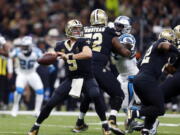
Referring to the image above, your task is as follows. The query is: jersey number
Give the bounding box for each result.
[67,59,77,71]
[19,59,35,69]
[141,45,153,65]
[84,33,103,52]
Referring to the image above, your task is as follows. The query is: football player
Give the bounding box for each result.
[125,28,180,135]
[114,16,140,110]
[10,36,44,117]
[160,25,180,107]
[28,19,111,135]
[112,16,144,134]
[73,9,133,135]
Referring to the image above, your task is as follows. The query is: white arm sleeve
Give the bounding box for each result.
[7,58,13,74]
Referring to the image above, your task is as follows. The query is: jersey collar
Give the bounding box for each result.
[64,40,75,51]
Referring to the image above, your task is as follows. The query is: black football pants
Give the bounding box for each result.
[133,73,165,129]
[159,72,180,103]
[80,66,124,114]
[0,75,9,105]
[36,77,106,124]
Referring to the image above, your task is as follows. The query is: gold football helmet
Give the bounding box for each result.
[159,29,175,42]
[65,19,83,39]
[174,25,180,46]
[174,25,180,39]
[90,9,108,26]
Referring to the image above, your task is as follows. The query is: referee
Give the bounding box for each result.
[0,35,10,110]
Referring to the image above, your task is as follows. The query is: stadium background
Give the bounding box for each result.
[0,0,180,112]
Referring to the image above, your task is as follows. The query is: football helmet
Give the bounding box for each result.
[21,36,33,54]
[0,35,6,48]
[159,29,175,43]
[114,16,132,34]
[13,38,22,46]
[174,25,180,46]
[65,19,83,39]
[90,9,108,26]
[119,33,136,51]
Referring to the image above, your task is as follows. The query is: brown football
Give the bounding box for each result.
[37,53,57,65]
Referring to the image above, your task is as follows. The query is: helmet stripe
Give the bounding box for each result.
[96,9,99,20]
[95,9,98,23]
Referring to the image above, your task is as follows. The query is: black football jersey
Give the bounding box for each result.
[55,38,93,78]
[173,57,180,72]
[84,26,117,67]
[139,38,172,79]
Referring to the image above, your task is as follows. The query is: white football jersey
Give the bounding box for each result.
[9,47,42,73]
[118,57,139,76]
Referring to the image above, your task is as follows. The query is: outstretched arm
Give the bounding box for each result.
[112,37,134,58]
[58,46,92,60]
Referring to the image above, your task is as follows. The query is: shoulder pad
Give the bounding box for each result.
[105,27,118,36]
[119,33,136,45]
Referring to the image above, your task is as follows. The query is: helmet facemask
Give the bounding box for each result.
[114,16,132,35]
[21,45,32,55]
[21,36,33,55]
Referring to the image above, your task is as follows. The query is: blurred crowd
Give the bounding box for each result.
[0,0,179,53]
[0,0,180,112]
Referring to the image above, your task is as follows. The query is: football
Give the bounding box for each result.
[37,53,57,65]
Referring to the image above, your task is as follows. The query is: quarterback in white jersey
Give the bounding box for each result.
[10,36,44,117]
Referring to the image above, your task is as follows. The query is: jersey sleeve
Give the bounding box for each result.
[106,27,118,37]
[79,38,92,49]
[34,47,43,58]
[54,41,64,52]
[151,38,167,51]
